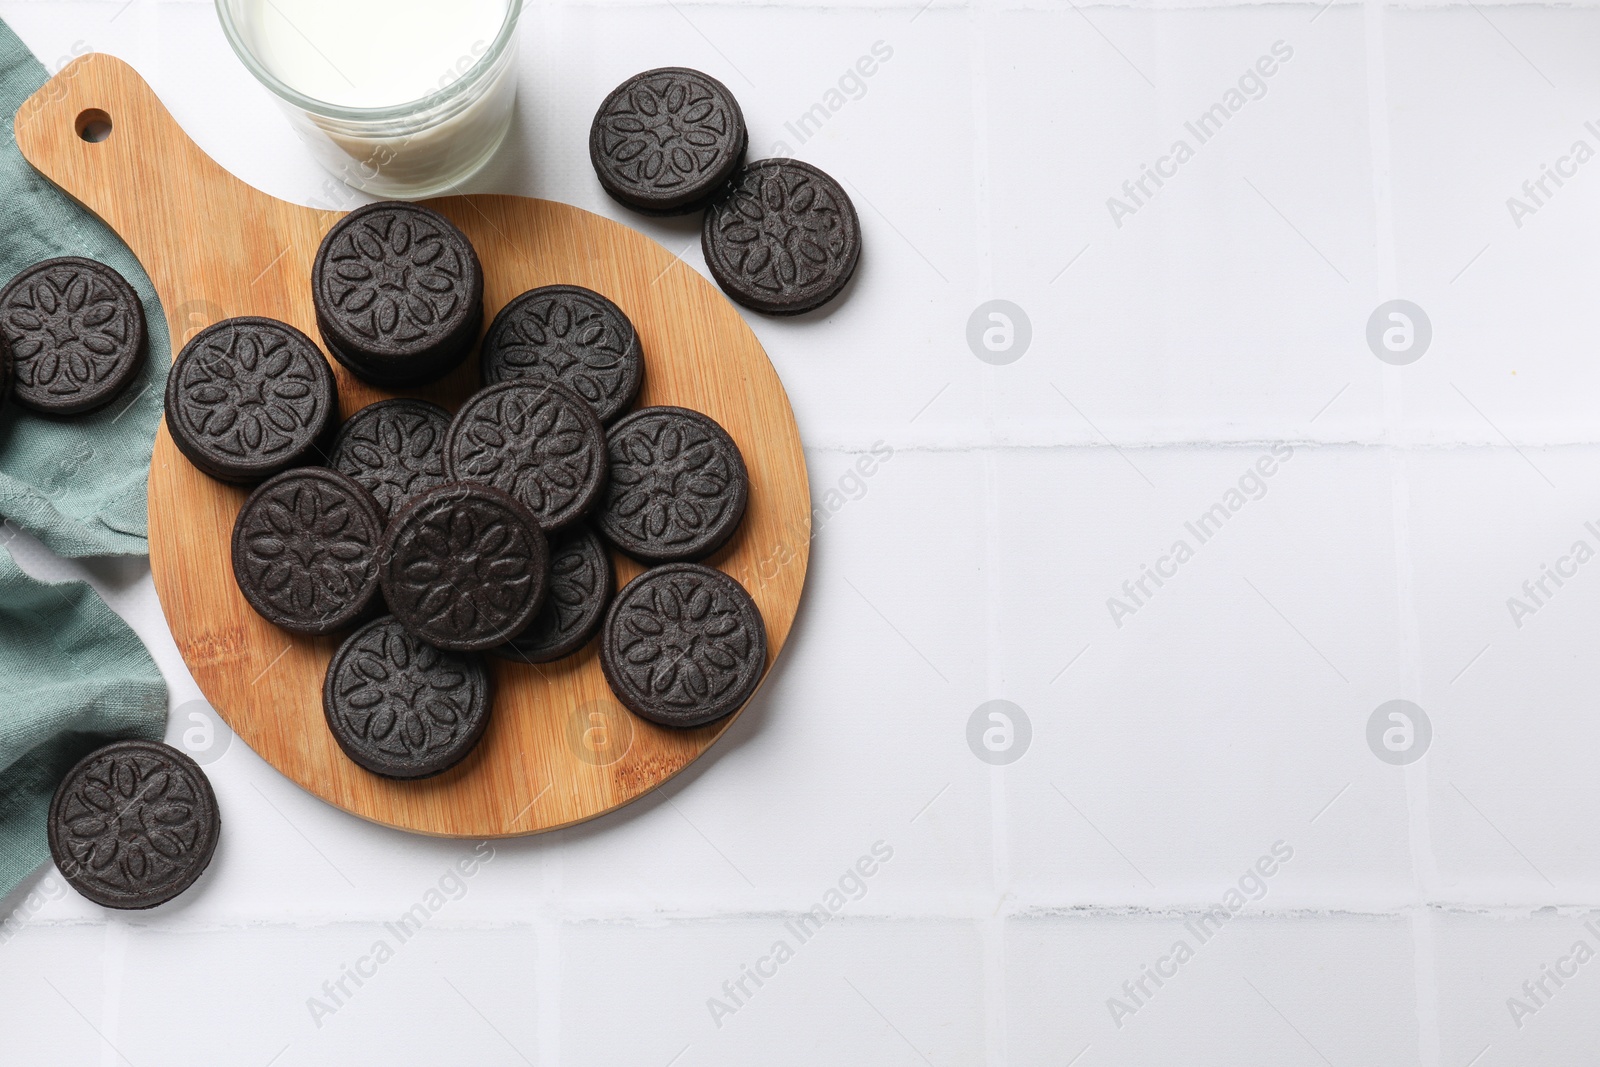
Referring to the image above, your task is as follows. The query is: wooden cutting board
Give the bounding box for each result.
[14,55,810,837]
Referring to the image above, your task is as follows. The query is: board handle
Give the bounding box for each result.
[14,54,322,355]
[17,54,245,241]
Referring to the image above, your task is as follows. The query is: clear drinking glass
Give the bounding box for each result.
[215,0,522,199]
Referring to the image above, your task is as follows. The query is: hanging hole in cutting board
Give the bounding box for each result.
[75,108,112,143]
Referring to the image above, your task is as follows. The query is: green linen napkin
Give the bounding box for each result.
[0,547,167,899]
[0,19,173,902]
[0,18,170,558]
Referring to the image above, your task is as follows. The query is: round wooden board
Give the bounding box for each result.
[15,56,810,837]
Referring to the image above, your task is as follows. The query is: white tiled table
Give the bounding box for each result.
[4,0,1600,1062]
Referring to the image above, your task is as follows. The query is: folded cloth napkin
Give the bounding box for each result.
[0,546,167,900]
[0,17,170,558]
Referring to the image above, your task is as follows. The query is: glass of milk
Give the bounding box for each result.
[216,0,521,199]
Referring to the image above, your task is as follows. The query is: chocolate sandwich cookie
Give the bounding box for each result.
[328,398,452,520]
[479,285,644,424]
[600,563,766,728]
[379,482,549,652]
[232,467,384,636]
[0,257,146,415]
[445,379,608,532]
[590,67,748,216]
[165,317,339,484]
[48,739,220,910]
[324,616,493,779]
[596,406,748,563]
[494,525,614,664]
[312,201,484,387]
[702,158,862,316]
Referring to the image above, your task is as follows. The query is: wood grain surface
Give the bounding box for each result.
[14,54,810,837]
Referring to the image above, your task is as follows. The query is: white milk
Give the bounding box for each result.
[236,0,511,108]
[223,0,522,195]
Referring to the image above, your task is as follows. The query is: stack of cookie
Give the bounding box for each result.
[166,201,768,782]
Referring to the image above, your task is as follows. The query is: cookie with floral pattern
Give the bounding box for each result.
[600,563,766,727]
[232,467,384,635]
[702,158,861,316]
[164,316,339,484]
[378,482,549,652]
[590,67,748,215]
[445,379,608,532]
[329,398,452,519]
[48,740,220,909]
[0,257,147,415]
[324,616,493,779]
[596,406,748,563]
[312,201,484,387]
[479,285,643,424]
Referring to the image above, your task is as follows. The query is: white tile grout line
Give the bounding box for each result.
[982,447,1012,1067]
[967,0,1012,1056]
[22,898,1600,928]
[55,0,1600,8]
[99,919,128,1067]
[536,844,563,1067]
[1361,0,1443,1062]
[805,440,1600,453]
